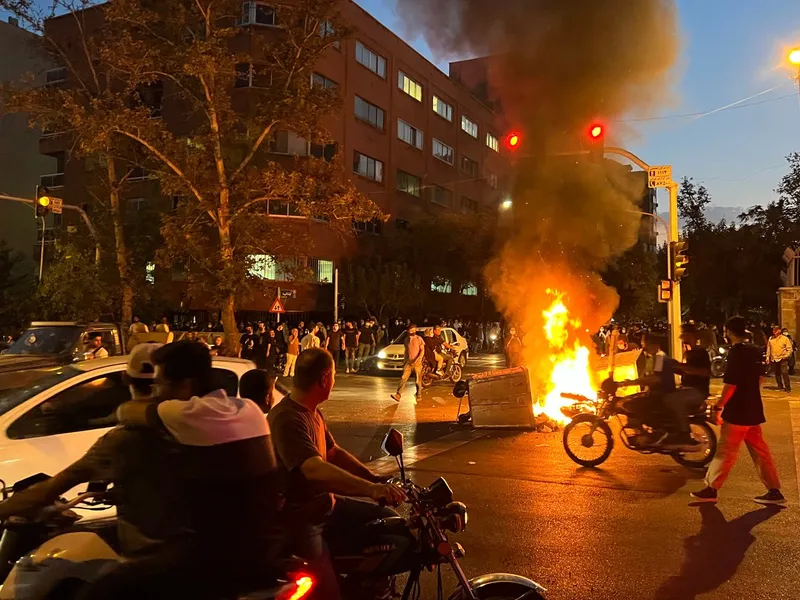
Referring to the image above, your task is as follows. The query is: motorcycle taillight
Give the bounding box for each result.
[276,574,315,600]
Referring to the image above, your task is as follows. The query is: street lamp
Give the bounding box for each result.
[501,198,513,210]
[789,48,800,65]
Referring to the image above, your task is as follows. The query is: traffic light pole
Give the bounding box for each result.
[38,216,46,283]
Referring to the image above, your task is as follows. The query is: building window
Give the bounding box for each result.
[145,262,156,285]
[268,200,302,217]
[397,119,423,149]
[248,254,305,281]
[310,142,338,162]
[269,131,308,156]
[461,282,478,296]
[398,71,422,102]
[353,219,383,236]
[432,95,453,122]
[44,67,67,86]
[461,115,478,138]
[432,139,454,165]
[431,277,452,294]
[396,170,421,197]
[235,63,272,88]
[460,155,478,178]
[354,96,384,130]
[128,197,147,211]
[353,151,384,182]
[309,258,335,283]
[238,2,277,26]
[485,169,498,189]
[460,196,478,213]
[396,219,410,231]
[311,72,337,89]
[486,132,499,152]
[319,20,340,49]
[127,167,152,181]
[355,41,386,78]
[429,185,453,207]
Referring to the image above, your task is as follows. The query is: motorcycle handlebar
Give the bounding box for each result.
[560,392,591,402]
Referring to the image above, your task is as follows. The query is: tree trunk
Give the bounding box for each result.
[217,189,239,356]
[107,158,134,349]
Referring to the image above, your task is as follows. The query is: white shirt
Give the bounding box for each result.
[301,332,321,350]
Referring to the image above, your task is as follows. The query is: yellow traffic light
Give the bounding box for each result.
[38,195,51,207]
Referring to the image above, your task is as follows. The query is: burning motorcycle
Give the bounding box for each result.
[560,379,718,469]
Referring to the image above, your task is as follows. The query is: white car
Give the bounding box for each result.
[0,356,256,517]
[371,327,469,372]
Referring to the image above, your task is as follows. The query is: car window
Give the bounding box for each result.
[211,368,239,396]
[7,372,130,440]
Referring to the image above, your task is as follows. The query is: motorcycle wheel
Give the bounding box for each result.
[671,421,717,469]
[421,369,434,388]
[710,359,726,378]
[562,414,614,468]
[457,583,544,600]
[450,364,463,382]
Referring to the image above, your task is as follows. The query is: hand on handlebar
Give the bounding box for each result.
[369,482,407,507]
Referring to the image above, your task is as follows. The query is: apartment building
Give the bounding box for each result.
[37,1,510,318]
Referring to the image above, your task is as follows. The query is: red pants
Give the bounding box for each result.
[705,422,781,491]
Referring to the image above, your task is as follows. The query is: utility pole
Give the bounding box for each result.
[334,267,339,322]
[38,216,46,282]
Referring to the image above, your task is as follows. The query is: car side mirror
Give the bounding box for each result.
[381,429,404,457]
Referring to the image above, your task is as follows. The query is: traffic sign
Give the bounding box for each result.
[647,165,672,189]
[269,297,285,313]
[51,197,63,214]
[280,289,296,299]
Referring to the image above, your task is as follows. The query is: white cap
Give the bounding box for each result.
[126,343,163,380]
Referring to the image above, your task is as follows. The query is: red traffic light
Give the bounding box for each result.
[588,123,604,140]
[505,132,522,150]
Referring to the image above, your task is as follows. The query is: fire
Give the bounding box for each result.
[538,291,598,424]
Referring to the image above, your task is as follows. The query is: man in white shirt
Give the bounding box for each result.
[86,332,109,359]
[129,316,150,335]
[302,325,321,351]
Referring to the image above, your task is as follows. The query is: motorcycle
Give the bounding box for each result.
[0,476,313,600]
[330,429,545,600]
[560,379,718,469]
[709,344,729,378]
[420,349,463,388]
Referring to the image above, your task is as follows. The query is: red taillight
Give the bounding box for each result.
[276,575,315,600]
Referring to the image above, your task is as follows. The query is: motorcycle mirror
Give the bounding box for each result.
[381,429,404,458]
[13,473,51,493]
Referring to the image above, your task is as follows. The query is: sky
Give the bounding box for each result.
[355,0,800,214]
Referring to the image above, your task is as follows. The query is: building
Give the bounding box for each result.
[37,1,510,322]
[0,17,58,276]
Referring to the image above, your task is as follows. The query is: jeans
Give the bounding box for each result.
[435,351,453,373]
[664,387,705,433]
[345,348,357,371]
[396,362,423,397]
[705,422,781,491]
[284,353,298,377]
[773,360,791,391]
[330,347,341,367]
[356,343,371,369]
[287,497,403,600]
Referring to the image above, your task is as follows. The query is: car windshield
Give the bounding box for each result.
[4,327,84,356]
[0,366,85,417]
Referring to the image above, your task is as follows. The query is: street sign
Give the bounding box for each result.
[269,297,285,313]
[647,165,672,189]
[51,197,63,214]
[280,289,296,299]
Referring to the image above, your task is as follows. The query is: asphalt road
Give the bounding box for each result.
[311,356,800,600]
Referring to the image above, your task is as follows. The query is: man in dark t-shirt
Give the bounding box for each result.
[665,324,711,446]
[692,316,784,505]
[355,321,374,371]
[343,322,358,374]
[239,325,257,361]
[268,349,406,599]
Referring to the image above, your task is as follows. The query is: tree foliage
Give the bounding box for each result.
[0,242,35,335]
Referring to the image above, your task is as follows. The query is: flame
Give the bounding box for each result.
[538,291,598,424]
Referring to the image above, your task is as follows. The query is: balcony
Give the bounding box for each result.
[40,173,64,189]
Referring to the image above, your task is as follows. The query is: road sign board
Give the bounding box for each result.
[269,297,285,313]
[50,197,63,214]
[280,289,296,299]
[647,165,672,189]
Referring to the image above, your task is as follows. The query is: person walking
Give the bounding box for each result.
[691,316,785,505]
[391,324,424,405]
[505,327,524,368]
[767,326,793,392]
[301,325,321,351]
[343,321,358,374]
[326,323,344,367]
[356,320,375,371]
[283,328,300,377]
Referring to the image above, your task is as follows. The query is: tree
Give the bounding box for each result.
[0,241,35,335]
[678,176,711,233]
[340,256,422,321]
[90,0,379,350]
[602,241,660,322]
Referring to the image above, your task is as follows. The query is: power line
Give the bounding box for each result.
[617,92,797,123]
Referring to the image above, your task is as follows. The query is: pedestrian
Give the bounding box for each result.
[356,319,375,371]
[691,316,785,505]
[239,325,258,361]
[505,327,524,368]
[265,328,278,370]
[343,321,358,374]
[766,326,793,392]
[128,316,149,336]
[283,328,300,377]
[210,335,225,356]
[255,322,269,369]
[782,328,797,374]
[155,317,170,333]
[376,324,386,349]
[326,323,344,367]
[301,325,321,351]
[391,324,425,405]
[315,322,327,349]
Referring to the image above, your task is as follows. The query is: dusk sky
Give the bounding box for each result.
[356,0,800,214]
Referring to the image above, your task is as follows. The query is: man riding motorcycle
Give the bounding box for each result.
[426,325,455,374]
[268,348,407,600]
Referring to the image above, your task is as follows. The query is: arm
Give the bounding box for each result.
[300,456,377,497]
[328,444,382,482]
[717,383,736,409]
[116,401,163,429]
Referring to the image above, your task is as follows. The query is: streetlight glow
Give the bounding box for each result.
[790,48,800,65]
[501,199,513,210]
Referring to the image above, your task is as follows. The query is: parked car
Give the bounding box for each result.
[363,327,469,373]
[0,355,255,519]
[0,322,124,392]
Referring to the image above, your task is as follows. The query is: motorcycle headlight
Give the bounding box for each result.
[377,350,387,359]
[718,347,726,354]
[438,502,468,533]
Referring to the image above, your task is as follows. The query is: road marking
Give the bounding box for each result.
[788,401,800,500]
[367,429,486,475]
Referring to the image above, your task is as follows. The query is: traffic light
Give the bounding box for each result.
[504,131,522,151]
[584,122,605,159]
[588,123,604,140]
[658,280,672,303]
[670,240,689,281]
[34,185,52,219]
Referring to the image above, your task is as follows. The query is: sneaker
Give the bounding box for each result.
[690,487,718,503]
[754,489,786,505]
[346,368,351,374]
[390,393,401,403]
